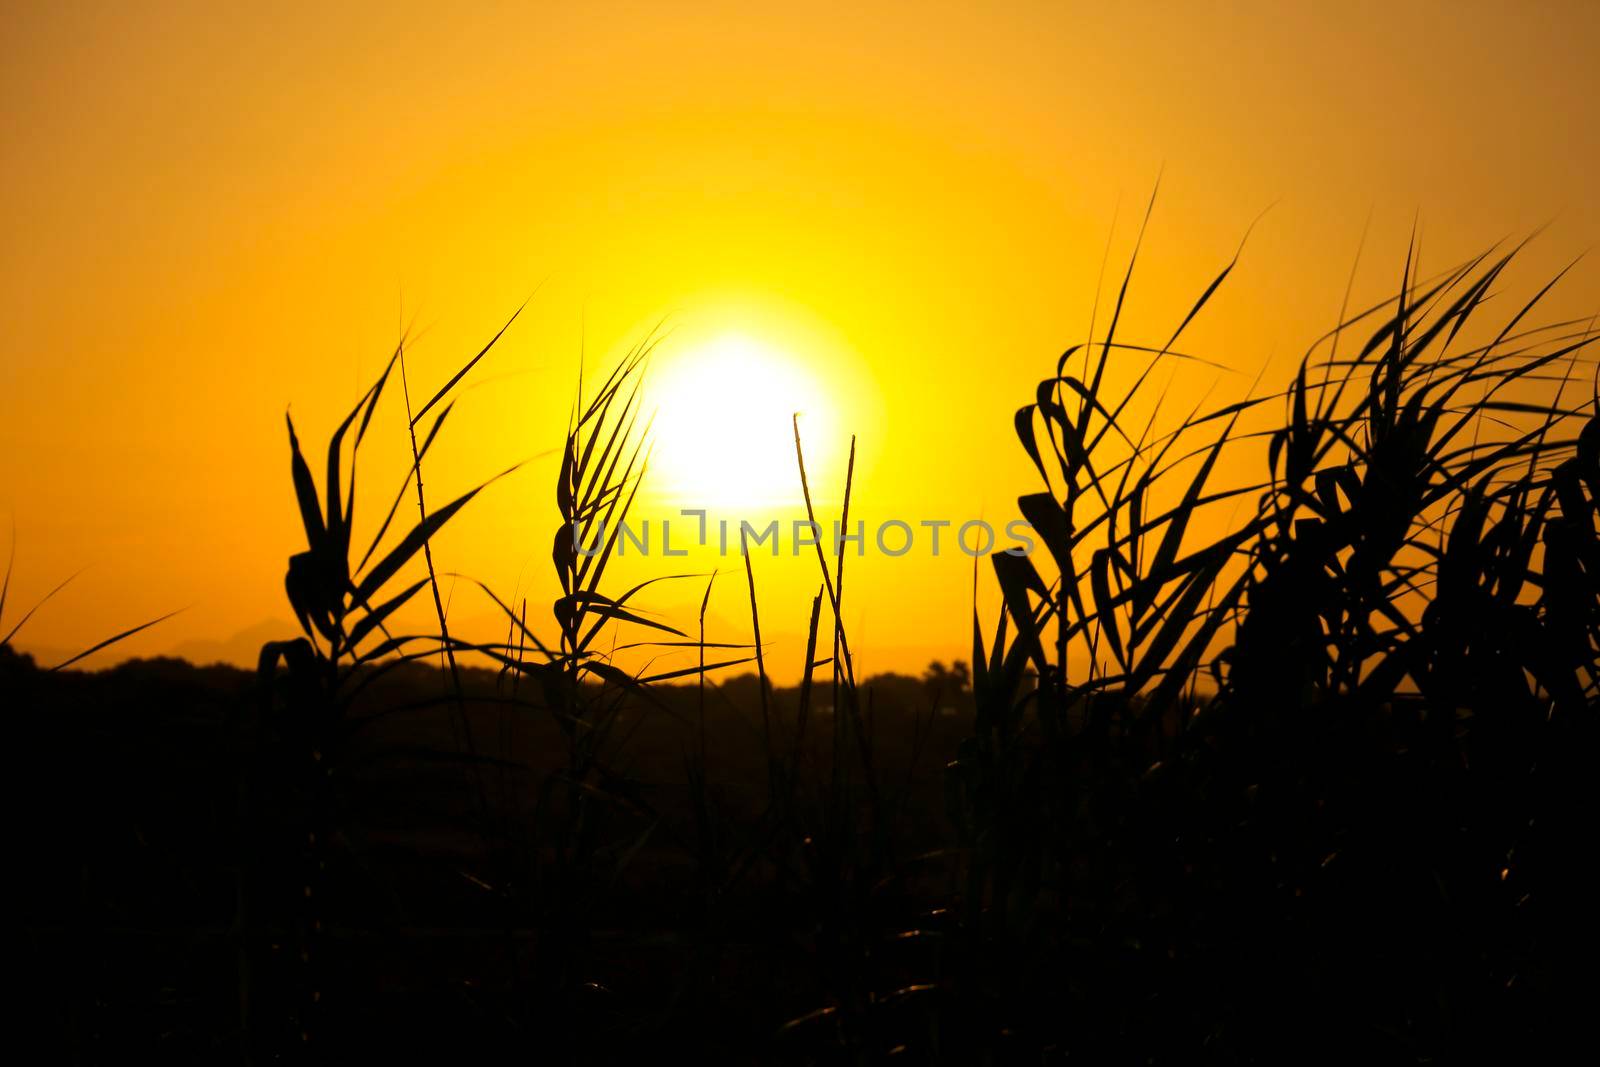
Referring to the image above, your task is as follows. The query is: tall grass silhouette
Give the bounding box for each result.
[243,226,1600,1060]
[0,529,180,671]
[14,216,1594,1063]
[934,218,1598,1061]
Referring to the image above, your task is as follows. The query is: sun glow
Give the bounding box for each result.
[646,334,838,511]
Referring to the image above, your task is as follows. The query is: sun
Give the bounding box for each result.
[646,334,838,511]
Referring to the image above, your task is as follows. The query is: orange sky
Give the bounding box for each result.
[3,1,1597,678]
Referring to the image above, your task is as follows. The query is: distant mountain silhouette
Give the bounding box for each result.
[167,619,297,668]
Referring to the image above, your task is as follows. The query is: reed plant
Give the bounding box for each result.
[42,211,1588,1061]
[935,213,1598,1061]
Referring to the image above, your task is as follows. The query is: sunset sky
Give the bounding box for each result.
[3,1,1597,678]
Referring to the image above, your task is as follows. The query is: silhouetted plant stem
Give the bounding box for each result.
[741,528,775,803]
[397,339,489,824]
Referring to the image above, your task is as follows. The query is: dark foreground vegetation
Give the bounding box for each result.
[8,226,1599,1063]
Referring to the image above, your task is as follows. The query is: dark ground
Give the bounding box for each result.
[9,644,1594,1064]
[11,646,972,1062]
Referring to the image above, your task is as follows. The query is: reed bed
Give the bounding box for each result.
[8,218,1596,1063]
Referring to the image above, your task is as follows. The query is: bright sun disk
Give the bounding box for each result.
[648,334,836,511]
